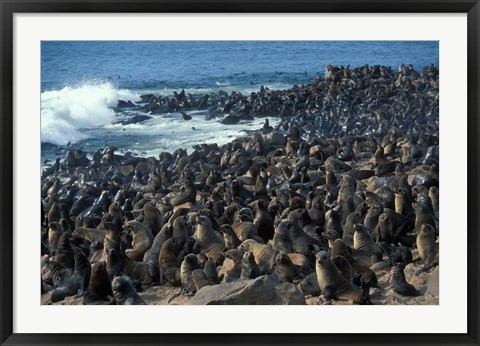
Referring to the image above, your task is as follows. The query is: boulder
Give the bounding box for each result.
[190,274,305,305]
[427,267,439,296]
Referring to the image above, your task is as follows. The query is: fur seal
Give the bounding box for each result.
[331,239,378,288]
[240,251,260,280]
[193,215,224,263]
[111,276,147,305]
[143,223,173,267]
[415,223,439,275]
[223,249,243,282]
[158,238,181,285]
[274,253,295,283]
[231,221,259,242]
[83,261,115,305]
[50,252,91,302]
[238,239,277,275]
[192,269,215,291]
[353,224,383,263]
[118,251,159,285]
[220,224,241,250]
[142,202,163,237]
[181,254,200,295]
[391,263,418,296]
[204,258,223,284]
[72,227,106,245]
[123,220,154,261]
[315,251,370,304]
[171,177,197,206]
[252,199,275,242]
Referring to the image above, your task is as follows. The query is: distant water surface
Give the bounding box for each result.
[41,41,439,160]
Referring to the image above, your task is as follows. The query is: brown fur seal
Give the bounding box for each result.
[83,261,115,305]
[158,238,181,285]
[116,251,159,285]
[331,255,352,282]
[331,239,378,288]
[240,251,260,280]
[111,276,147,305]
[231,221,260,242]
[204,258,223,284]
[142,202,163,237]
[72,226,106,245]
[54,232,75,269]
[315,251,370,304]
[391,263,418,296]
[223,249,243,282]
[343,211,364,246]
[123,220,154,261]
[48,222,64,256]
[192,269,215,291]
[238,239,276,275]
[143,223,173,267]
[353,224,383,263]
[220,224,241,250]
[337,175,356,204]
[51,252,91,302]
[193,215,224,263]
[272,221,294,254]
[274,253,294,283]
[415,223,439,276]
[171,177,197,206]
[181,254,200,295]
[252,199,275,242]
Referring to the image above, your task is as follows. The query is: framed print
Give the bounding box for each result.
[1,1,479,346]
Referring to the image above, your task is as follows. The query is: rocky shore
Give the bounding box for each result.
[41,64,439,305]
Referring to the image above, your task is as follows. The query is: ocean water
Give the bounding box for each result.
[41,41,439,160]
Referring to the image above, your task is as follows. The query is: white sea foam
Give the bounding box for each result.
[41,82,140,145]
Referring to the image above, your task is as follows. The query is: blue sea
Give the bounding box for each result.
[41,41,439,160]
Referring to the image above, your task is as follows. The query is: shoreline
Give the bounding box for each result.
[41,64,439,305]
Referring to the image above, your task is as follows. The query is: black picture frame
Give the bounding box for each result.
[1,1,479,345]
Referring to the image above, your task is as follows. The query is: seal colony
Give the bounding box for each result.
[41,64,439,305]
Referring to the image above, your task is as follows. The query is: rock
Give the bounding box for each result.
[117,100,136,108]
[427,267,439,296]
[190,275,305,305]
[115,114,151,125]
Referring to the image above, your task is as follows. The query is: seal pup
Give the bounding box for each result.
[391,263,418,296]
[111,276,147,305]
[315,251,370,304]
